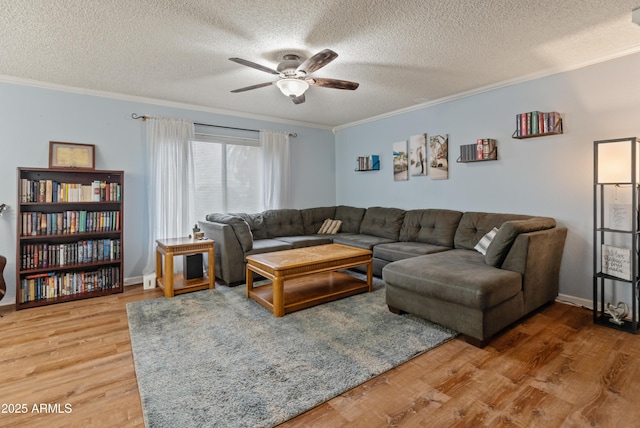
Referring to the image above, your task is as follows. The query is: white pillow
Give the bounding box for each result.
[474,227,499,255]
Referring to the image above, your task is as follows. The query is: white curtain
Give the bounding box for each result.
[143,117,195,277]
[260,130,291,209]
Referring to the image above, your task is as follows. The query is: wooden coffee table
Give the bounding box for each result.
[245,243,373,317]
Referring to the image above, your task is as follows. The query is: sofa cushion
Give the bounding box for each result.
[373,242,451,262]
[360,206,406,240]
[301,206,337,234]
[263,209,305,238]
[454,212,533,251]
[382,249,522,310]
[274,235,332,248]
[244,239,293,260]
[230,212,267,240]
[485,217,556,267]
[332,234,397,250]
[399,209,463,247]
[205,213,253,252]
[335,205,366,233]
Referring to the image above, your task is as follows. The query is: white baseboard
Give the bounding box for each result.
[557,293,592,310]
[124,275,143,286]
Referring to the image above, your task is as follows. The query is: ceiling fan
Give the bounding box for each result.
[229,49,359,104]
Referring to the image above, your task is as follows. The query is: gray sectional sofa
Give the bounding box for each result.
[198,205,567,346]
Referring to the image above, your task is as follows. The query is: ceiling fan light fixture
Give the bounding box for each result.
[276,78,309,97]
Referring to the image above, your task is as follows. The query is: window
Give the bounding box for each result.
[190,133,263,219]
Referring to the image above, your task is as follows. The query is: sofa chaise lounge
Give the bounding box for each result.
[198,206,567,346]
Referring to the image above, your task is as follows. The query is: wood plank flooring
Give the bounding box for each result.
[1,284,639,427]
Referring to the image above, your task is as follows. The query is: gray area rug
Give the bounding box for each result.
[126,272,457,428]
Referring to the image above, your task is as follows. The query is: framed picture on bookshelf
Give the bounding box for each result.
[49,141,95,170]
[608,203,633,231]
[602,244,632,281]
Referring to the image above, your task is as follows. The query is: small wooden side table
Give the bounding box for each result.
[155,237,215,298]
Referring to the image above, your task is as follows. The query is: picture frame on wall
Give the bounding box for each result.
[49,141,95,170]
[409,133,428,176]
[393,140,408,181]
[429,134,448,180]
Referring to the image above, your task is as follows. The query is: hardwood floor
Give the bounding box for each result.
[1,285,639,427]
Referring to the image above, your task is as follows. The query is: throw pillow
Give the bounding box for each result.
[318,219,343,234]
[474,227,498,255]
[327,219,342,234]
[317,218,333,234]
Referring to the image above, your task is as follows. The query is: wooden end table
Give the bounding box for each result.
[155,237,215,297]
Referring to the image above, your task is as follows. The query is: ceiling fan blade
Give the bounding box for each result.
[230,81,275,93]
[229,57,280,75]
[307,78,359,90]
[297,49,338,75]
[290,94,305,105]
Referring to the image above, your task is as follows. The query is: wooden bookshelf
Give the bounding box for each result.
[16,167,124,310]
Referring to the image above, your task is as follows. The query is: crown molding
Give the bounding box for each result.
[333,46,640,133]
[0,75,333,131]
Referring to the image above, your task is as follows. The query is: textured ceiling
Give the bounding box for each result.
[1,0,640,128]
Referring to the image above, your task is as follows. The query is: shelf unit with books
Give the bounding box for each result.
[457,139,497,163]
[16,167,124,310]
[512,111,563,139]
[593,137,640,334]
[355,155,380,171]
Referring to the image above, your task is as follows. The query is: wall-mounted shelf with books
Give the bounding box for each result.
[457,139,497,163]
[512,111,563,139]
[355,155,380,171]
[16,167,124,310]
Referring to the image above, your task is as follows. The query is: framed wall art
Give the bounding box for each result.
[392,140,408,181]
[409,133,427,176]
[49,141,95,170]
[429,134,448,180]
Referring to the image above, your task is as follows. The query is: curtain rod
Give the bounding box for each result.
[131,113,297,137]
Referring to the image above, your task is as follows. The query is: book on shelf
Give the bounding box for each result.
[21,210,120,236]
[514,111,562,137]
[356,155,379,170]
[459,139,497,162]
[19,178,121,203]
[19,266,121,303]
[21,239,121,269]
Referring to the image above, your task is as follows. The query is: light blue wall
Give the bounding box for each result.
[2,52,638,306]
[335,52,640,302]
[0,83,336,303]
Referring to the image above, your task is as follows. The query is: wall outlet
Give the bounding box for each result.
[143,273,156,290]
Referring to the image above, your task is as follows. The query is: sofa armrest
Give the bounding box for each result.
[502,227,568,313]
[198,220,247,285]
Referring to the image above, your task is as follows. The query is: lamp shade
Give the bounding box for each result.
[597,140,639,183]
[276,78,309,97]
